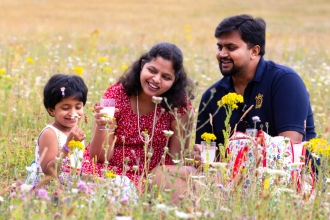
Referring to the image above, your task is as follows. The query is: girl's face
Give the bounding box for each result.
[140,56,176,98]
[48,96,84,132]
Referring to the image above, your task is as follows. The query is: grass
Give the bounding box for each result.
[0,0,330,219]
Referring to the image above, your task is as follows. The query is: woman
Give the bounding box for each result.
[82,42,196,204]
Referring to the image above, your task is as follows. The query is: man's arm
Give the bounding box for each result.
[278,131,303,143]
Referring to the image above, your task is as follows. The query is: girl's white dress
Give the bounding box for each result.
[25,125,83,185]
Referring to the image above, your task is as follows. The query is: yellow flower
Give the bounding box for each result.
[217,92,243,109]
[121,65,128,71]
[0,69,6,75]
[201,132,217,143]
[73,66,84,76]
[27,57,34,63]
[105,170,116,179]
[68,140,85,151]
[184,25,191,32]
[264,178,270,191]
[98,57,107,63]
[304,138,330,157]
[104,67,112,72]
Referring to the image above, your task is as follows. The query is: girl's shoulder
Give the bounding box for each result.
[38,125,67,146]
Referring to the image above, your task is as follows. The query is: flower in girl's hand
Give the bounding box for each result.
[68,140,85,151]
[71,114,81,120]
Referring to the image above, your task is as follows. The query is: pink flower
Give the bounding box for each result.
[37,189,50,201]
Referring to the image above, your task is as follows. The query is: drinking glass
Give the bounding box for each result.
[245,128,258,137]
[201,141,217,164]
[100,98,116,130]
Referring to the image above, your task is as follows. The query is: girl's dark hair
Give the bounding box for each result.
[43,74,88,114]
[117,42,195,110]
[215,14,266,56]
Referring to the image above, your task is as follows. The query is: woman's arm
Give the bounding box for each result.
[89,105,117,163]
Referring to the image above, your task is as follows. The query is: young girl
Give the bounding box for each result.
[26,74,88,185]
[82,42,196,204]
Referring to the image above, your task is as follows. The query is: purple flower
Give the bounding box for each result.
[37,189,50,201]
[20,194,26,201]
[10,192,17,198]
[217,184,225,191]
[120,196,129,205]
[252,116,261,122]
[77,180,88,194]
[54,212,61,218]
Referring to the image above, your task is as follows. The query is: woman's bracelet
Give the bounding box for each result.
[62,144,71,152]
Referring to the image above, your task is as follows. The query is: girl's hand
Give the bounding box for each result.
[67,126,86,142]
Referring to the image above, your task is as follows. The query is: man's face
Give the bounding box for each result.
[216,31,252,77]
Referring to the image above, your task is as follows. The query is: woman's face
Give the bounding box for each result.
[140,56,176,98]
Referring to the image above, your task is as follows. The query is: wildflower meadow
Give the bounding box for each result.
[1,0,330,219]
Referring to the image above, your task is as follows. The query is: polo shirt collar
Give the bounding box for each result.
[218,57,266,90]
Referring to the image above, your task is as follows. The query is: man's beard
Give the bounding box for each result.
[219,59,243,77]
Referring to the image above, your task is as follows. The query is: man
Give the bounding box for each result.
[194,14,316,161]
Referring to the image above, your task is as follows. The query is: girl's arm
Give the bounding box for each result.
[89,105,117,163]
[39,126,86,177]
[168,109,195,162]
[39,128,67,177]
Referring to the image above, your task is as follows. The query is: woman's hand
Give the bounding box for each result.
[94,105,118,129]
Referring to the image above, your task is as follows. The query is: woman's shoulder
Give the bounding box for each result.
[103,84,126,99]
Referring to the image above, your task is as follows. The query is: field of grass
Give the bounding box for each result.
[0,0,330,219]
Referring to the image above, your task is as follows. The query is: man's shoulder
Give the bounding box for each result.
[264,60,297,75]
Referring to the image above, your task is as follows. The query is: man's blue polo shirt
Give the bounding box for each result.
[195,57,316,146]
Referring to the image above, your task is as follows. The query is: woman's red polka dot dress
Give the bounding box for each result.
[82,84,190,186]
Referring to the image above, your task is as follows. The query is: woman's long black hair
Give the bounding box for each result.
[117,42,195,110]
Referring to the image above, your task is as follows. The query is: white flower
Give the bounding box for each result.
[276,188,295,194]
[210,162,227,169]
[71,114,81,120]
[71,188,78,194]
[252,116,261,122]
[191,175,206,179]
[175,210,192,219]
[163,130,174,137]
[287,162,305,168]
[311,153,320,159]
[219,206,232,213]
[152,96,163,104]
[114,216,133,220]
[256,167,268,174]
[184,158,194,163]
[20,184,34,193]
[155,204,169,212]
[172,159,181,164]
[0,196,4,202]
[266,169,289,177]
